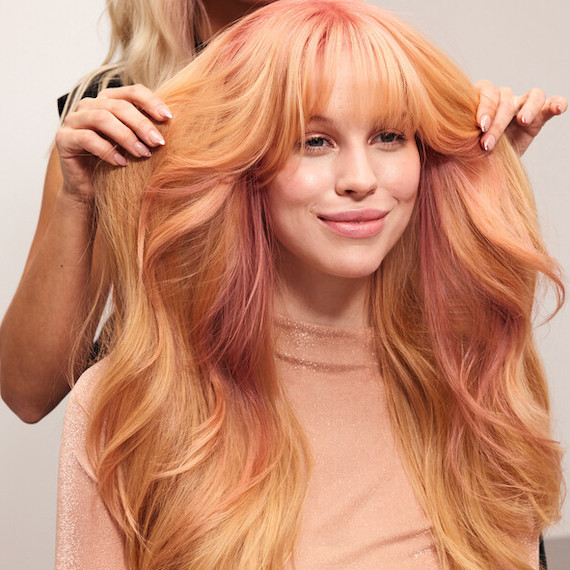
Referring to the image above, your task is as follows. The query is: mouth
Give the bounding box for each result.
[317,209,388,238]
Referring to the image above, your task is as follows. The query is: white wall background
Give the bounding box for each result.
[0,1,568,568]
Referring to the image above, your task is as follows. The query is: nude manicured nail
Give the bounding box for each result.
[134,141,152,157]
[158,105,173,119]
[520,115,527,124]
[149,130,165,145]
[483,135,495,152]
[113,152,127,167]
[480,114,490,133]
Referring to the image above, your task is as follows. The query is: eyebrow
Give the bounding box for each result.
[307,115,335,126]
[308,114,399,128]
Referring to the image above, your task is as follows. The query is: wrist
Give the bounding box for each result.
[57,184,95,212]
[54,187,97,233]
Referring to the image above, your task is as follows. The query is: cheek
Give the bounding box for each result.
[386,152,421,202]
[270,164,327,209]
[265,176,300,242]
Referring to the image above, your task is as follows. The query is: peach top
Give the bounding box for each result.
[56,316,538,569]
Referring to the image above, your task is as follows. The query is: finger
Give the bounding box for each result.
[546,95,568,116]
[63,108,153,159]
[522,96,568,136]
[480,86,517,151]
[98,84,172,121]
[475,79,500,133]
[515,88,546,126]
[68,101,164,152]
[56,127,127,167]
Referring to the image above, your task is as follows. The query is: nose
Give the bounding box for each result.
[335,146,378,197]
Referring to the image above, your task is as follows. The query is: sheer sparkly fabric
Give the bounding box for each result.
[56,361,127,570]
[56,317,539,569]
[275,316,440,569]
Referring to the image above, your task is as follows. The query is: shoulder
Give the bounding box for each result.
[68,358,108,416]
[62,359,109,453]
[60,359,109,482]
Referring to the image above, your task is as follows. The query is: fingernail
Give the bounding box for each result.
[520,114,527,124]
[480,114,490,133]
[149,129,165,145]
[113,152,127,167]
[483,135,495,152]
[158,105,172,119]
[555,104,563,114]
[134,141,152,157]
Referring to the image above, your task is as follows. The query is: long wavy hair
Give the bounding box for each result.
[61,0,211,117]
[86,1,564,568]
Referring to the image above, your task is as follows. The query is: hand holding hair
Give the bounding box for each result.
[55,84,172,203]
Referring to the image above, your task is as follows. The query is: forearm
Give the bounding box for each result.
[0,190,99,422]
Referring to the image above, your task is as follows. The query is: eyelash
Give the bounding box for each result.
[374,132,406,144]
[301,131,406,153]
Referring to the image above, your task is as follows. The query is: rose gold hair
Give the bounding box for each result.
[86,1,564,567]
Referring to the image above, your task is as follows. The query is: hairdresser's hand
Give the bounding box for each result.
[475,80,567,155]
[55,84,172,202]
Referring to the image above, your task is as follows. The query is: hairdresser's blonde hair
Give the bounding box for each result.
[61,0,211,117]
[87,1,564,568]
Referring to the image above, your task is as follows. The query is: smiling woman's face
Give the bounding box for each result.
[266,62,421,285]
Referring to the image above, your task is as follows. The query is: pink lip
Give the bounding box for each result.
[317,209,388,238]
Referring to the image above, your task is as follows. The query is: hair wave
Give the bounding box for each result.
[86,1,564,567]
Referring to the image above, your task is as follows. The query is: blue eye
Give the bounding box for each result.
[375,131,405,144]
[305,136,328,148]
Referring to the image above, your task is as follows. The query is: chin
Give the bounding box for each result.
[322,259,382,280]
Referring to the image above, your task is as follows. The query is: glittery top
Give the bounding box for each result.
[56,359,127,570]
[274,316,440,569]
[56,317,539,569]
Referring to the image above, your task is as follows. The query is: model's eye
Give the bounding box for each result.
[303,136,332,152]
[374,131,406,145]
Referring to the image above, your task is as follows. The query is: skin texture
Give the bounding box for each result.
[0,0,567,422]
[268,62,420,328]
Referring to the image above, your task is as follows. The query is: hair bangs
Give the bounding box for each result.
[291,7,420,151]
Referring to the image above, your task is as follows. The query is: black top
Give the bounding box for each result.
[57,75,124,117]
[540,536,548,569]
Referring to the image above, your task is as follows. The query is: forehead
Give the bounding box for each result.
[303,53,413,131]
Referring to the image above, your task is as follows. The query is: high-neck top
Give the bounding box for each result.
[274,316,439,569]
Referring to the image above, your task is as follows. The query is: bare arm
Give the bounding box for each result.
[0,149,102,422]
[0,85,170,423]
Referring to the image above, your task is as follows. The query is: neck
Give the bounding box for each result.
[274,256,371,330]
[201,1,260,37]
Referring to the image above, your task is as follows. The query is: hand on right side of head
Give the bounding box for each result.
[55,84,172,203]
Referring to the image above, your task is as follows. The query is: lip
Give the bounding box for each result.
[317,209,388,238]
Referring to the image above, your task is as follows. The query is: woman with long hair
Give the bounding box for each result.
[0,0,565,425]
[56,1,564,568]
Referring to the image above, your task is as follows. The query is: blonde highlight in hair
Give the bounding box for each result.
[61,0,211,118]
[86,1,563,567]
